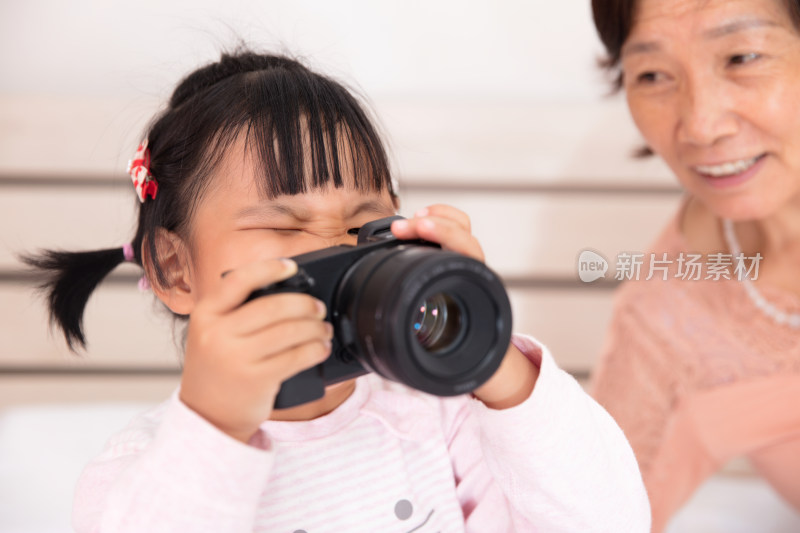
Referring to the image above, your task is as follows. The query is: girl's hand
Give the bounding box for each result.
[179,259,333,443]
[472,344,539,409]
[391,205,538,409]
[390,204,485,261]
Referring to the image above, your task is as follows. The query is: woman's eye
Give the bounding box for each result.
[623,70,669,87]
[634,71,663,85]
[729,52,761,66]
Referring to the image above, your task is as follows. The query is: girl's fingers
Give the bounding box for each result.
[415,204,472,232]
[203,259,298,315]
[392,214,484,261]
[229,292,326,336]
[236,318,334,360]
[250,336,333,383]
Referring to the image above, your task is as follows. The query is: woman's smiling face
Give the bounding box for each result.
[622,0,800,220]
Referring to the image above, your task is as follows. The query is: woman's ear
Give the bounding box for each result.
[142,229,195,315]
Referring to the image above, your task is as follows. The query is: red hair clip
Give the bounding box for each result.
[127,140,158,203]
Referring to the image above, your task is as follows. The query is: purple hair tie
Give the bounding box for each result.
[122,243,135,262]
[138,276,151,291]
[122,243,151,291]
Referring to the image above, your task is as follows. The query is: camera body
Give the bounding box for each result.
[248,216,512,408]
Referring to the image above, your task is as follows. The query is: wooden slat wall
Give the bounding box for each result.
[0,95,680,409]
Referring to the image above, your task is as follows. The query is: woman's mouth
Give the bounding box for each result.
[692,154,766,188]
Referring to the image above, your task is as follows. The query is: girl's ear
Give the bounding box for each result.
[143,229,195,315]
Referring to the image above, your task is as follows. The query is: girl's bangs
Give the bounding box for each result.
[242,70,393,199]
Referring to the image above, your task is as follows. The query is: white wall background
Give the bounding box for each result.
[0,0,673,182]
[1,0,606,100]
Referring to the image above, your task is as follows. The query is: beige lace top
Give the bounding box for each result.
[590,206,800,532]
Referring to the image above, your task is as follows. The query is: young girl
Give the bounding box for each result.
[27,50,648,532]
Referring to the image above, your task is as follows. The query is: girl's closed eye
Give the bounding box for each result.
[270,228,302,236]
[234,225,299,235]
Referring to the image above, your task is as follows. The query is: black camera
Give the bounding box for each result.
[247,216,512,408]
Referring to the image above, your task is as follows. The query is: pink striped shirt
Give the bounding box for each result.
[73,335,649,532]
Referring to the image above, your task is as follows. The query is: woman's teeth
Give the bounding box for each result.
[694,156,760,177]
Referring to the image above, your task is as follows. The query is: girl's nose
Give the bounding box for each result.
[676,75,739,147]
[320,230,358,249]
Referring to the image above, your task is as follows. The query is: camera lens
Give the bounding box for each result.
[412,293,465,353]
[334,245,511,397]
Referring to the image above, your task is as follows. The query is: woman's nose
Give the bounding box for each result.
[676,75,739,147]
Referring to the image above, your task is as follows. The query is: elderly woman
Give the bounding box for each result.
[589,0,800,530]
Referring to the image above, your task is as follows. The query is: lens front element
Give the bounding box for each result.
[412,293,465,353]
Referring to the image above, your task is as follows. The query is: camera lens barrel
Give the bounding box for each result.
[334,245,512,396]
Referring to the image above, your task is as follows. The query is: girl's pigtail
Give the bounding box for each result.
[21,247,131,351]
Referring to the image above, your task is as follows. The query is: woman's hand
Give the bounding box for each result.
[179,259,333,443]
[391,205,538,409]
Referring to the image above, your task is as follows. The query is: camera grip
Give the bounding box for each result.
[249,267,315,300]
[274,365,326,408]
[248,268,327,409]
